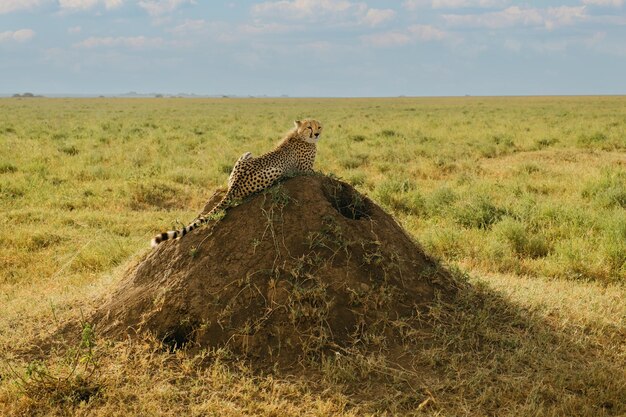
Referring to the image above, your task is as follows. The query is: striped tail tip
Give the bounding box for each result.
[151,232,170,248]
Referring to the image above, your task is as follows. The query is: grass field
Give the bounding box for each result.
[1,96,625,416]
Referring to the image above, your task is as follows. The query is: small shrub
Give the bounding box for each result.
[51,132,68,140]
[455,195,505,229]
[27,232,64,250]
[492,134,515,147]
[427,187,458,214]
[603,216,626,279]
[382,179,414,194]
[582,170,626,208]
[0,183,25,198]
[350,134,366,142]
[494,218,550,259]
[604,241,626,279]
[433,157,457,174]
[375,162,391,174]
[578,132,608,145]
[380,192,426,216]
[479,144,497,158]
[535,137,559,148]
[59,145,79,156]
[402,191,428,216]
[373,184,399,210]
[13,322,101,407]
[265,184,291,207]
[346,171,366,187]
[519,163,541,174]
[485,239,518,272]
[373,179,420,214]
[380,129,397,137]
[554,239,606,281]
[0,163,18,174]
[415,134,435,144]
[423,227,464,259]
[479,135,516,158]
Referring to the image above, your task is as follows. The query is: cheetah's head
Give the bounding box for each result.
[294,119,323,144]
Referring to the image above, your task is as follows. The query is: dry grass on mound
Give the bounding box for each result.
[91,175,457,367]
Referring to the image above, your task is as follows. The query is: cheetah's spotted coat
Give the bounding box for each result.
[151,119,323,247]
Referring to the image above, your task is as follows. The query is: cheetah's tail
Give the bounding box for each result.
[150,217,205,247]
[150,194,232,248]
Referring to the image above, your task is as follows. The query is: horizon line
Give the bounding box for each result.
[2,93,626,99]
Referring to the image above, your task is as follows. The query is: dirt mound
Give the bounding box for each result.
[94,174,458,365]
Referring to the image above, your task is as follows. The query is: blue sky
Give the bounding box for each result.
[1,0,625,96]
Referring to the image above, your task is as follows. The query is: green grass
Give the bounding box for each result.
[1,96,625,416]
[1,96,625,284]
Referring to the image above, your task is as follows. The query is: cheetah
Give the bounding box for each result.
[151,119,323,247]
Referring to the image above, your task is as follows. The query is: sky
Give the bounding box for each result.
[0,0,625,97]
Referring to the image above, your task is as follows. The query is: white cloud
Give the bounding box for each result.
[362,24,452,47]
[0,0,44,14]
[403,0,509,10]
[362,8,396,26]
[168,18,207,35]
[361,31,412,47]
[0,29,36,43]
[515,31,615,55]
[403,0,430,8]
[74,36,165,48]
[544,6,587,30]
[582,0,623,6]
[240,22,299,34]
[138,0,194,16]
[59,0,99,10]
[252,0,392,27]
[408,24,448,40]
[443,6,587,29]
[443,7,541,28]
[104,0,123,8]
[166,19,298,43]
[68,26,82,34]
[252,0,357,20]
[58,0,124,11]
[13,29,36,41]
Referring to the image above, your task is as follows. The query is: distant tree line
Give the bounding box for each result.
[12,92,43,98]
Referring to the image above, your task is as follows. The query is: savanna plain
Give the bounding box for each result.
[0,96,624,416]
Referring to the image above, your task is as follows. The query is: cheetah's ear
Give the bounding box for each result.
[294,120,302,129]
